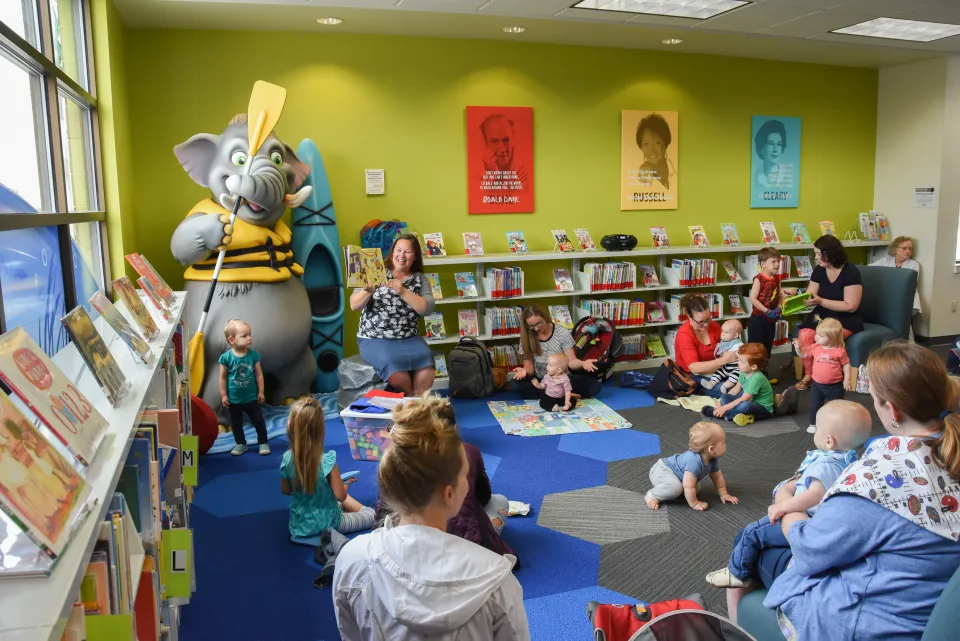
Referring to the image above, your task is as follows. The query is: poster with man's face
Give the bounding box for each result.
[621,110,679,211]
[466,106,534,214]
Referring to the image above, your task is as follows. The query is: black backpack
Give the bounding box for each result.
[448,336,497,399]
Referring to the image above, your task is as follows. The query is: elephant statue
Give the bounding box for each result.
[171,114,317,426]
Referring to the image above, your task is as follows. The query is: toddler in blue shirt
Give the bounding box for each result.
[706,400,872,587]
[645,422,739,511]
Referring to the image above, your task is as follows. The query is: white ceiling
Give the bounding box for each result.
[115,0,960,68]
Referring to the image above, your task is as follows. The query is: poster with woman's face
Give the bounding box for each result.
[751,116,801,208]
[621,110,678,211]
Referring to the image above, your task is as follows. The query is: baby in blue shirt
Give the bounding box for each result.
[706,400,872,588]
[645,422,739,511]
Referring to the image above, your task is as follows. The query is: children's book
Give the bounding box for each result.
[425,273,443,300]
[62,306,130,407]
[640,265,660,287]
[819,220,835,237]
[553,269,575,293]
[89,291,152,364]
[760,222,780,245]
[720,223,740,247]
[728,294,745,315]
[463,232,484,256]
[688,225,709,247]
[721,260,742,283]
[650,226,670,248]
[112,276,159,340]
[0,327,108,465]
[782,291,813,316]
[874,213,890,241]
[137,277,171,322]
[647,335,668,358]
[552,230,576,253]
[574,228,597,252]
[794,256,813,278]
[789,223,812,244]
[433,352,448,378]
[423,313,446,340]
[124,254,176,310]
[343,245,388,288]
[859,212,878,240]
[549,305,574,330]
[458,310,479,338]
[423,232,447,257]
[646,301,666,323]
[0,391,90,559]
[454,272,479,298]
[506,231,528,254]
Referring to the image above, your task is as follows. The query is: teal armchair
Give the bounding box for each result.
[845,265,918,367]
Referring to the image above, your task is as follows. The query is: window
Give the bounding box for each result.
[0,0,108,355]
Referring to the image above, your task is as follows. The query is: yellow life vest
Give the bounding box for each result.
[182,199,304,283]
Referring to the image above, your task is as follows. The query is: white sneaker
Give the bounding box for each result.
[807,424,817,434]
[705,568,754,588]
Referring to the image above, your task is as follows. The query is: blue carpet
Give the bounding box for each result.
[180,384,658,641]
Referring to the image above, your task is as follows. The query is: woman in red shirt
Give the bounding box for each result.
[673,293,737,398]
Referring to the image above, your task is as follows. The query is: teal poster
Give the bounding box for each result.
[751,116,800,208]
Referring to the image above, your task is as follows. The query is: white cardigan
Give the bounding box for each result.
[870,255,921,313]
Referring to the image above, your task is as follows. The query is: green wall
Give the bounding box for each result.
[124,29,878,355]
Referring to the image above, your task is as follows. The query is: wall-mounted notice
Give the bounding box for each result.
[914,186,938,209]
[751,116,801,209]
[621,110,679,211]
[365,169,385,195]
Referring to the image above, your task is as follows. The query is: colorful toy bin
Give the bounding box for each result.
[339,408,393,461]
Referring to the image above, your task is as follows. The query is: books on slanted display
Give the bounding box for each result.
[549,305,574,330]
[62,306,130,406]
[646,302,666,323]
[650,226,670,248]
[344,245,388,289]
[506,231,528,254]
[789,222,812,244]
[424,313,446,340]
[433,353,448,378]
[728,294,745,315]
[112,276,159,339]
[423,232,447,257]
[138,277,172,322]
[720,223,740,247]
[125,254,176,310]
[760,222,780,245]
[90,291,152,364]
[819,220,835,237]
[425,273,443,300]
[553,269,575,293]
[721,260,742,283]
[640,265,659,287]
[688,225,709,247]
[463,232,484,256]
[552,230,576,253]
[574,229,596,252]
[454,272,478,298]
[794,256,813,278]
[458,310,479,338]
[0,327,107,465]
[647,335,667,358]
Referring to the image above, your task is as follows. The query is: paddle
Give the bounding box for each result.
[188,81,287,396]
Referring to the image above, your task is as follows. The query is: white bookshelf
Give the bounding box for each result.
[0,293,188,641]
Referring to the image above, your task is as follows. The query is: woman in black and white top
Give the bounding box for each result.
[350,234,436,395]
[511,304,601,400]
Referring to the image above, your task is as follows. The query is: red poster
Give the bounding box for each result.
[466,106,534,214]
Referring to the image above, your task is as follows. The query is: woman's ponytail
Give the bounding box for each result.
[936,378,960,480]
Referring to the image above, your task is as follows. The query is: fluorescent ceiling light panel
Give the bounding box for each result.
[832,18,960,43]
[573,0,750,20]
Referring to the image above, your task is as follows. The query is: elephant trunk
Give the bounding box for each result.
[224,155,287,215]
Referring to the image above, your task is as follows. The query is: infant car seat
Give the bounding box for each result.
[572,316,624,381]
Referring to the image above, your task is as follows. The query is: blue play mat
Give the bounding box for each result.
[206,392,340,455]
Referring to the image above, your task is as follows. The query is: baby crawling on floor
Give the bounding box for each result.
[645,422,739,511]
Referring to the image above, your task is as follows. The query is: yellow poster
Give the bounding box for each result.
[621,110,678,211]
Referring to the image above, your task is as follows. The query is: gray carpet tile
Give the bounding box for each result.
[537,485,670,545]
[707,416,800,438]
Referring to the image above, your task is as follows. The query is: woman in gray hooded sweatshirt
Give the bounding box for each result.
[332,396,529,640]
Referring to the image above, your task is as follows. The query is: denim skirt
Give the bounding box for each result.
[358,336,433,381]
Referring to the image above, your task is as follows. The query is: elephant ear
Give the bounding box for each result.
[174,133,221,188]
[283,143,311,191]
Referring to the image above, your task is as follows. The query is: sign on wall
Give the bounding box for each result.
[751,116,801,208]
[466,106,534,214]
[621,110,679,211]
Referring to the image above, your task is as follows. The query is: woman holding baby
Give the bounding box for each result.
[673,293,738,399]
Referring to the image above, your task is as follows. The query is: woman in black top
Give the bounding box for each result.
[795,235,863,389]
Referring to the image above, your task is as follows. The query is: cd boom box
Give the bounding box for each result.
[600,234,638,252]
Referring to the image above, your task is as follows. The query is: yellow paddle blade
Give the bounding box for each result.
[247,80,286,157]
[188,332,205,397]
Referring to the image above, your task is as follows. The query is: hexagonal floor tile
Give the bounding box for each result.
[557,429,660,463]
[193,469,290,518]
[538,485,670,545]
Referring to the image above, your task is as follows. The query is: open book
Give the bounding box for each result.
[344,245,388,289]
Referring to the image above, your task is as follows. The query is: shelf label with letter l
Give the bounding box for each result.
[180,435,198,486]
[161,529,193,599]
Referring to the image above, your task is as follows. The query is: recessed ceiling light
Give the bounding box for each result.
[661,38,683,45]
[832,17,960,43]
[503,26,526,34]
[573,0,750,20]
[316,17,343,25]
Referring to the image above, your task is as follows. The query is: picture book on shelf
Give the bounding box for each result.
[574,229,596,252]
[794,256,813,278]
[646,301,666,323]
[423,232,447,257]
[425,273,443,300]
[789,222,812,244]
[463,232,484,256]
[721,260,742,283]
[454,272,479,298]
[138,277,172,321]
[506,231,528,254]
[0,391,89,559]
[89,291,152,364]
[62,306,131,407]
[859,212,878,240]
[760,222,780,244]
[458,310,479,337]
[720,224,740,246]
[433,352,448,378]
[640,265,660,287]
[728,294,745,315]
[424,313,446,340]
[553,269,575,293]
[874,213,890,240]
[343,245,388,289]
[688,225,709,247]
[112,276,159,339]
[0,327,108,466]
[124,254,176,309]
[819,220,835,236]
[549,305,574,330]
[647,335,667,358]
[552,230,575,253]
[650,226,670,248]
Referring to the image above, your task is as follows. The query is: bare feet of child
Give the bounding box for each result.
[644,492,660,510]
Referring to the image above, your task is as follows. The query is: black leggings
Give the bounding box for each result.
[810,381,845,426]
[229,401,268,445]
[747,314,776,362]
[512,373,600,400]
[538,393,579,412]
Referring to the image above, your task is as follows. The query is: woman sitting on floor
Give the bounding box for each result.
[372,394,518,564]
[350,233,436,395]
[673,293,737,399]
[333,397,529,640]
[511,304,600,400]
[726,342,960,640]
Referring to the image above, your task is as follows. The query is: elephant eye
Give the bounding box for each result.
[231,151,248,167]
[270,151,283,166]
